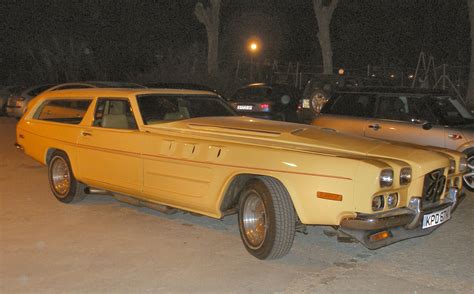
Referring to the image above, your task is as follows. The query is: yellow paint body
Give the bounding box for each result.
[16,88,465,226]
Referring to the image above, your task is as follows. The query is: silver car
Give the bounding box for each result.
[6,84,54,118]
[0,86,24,116]
[312,88,474,191]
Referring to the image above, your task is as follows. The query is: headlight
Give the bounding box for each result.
[400,167,412,185]
[459,156,468,173]
[380,169,394,187]
[372,195,384,211]
[448,159,456,174]
[387,193,398,208]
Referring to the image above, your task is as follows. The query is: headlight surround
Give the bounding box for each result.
[387,193,399,208]
[380,169,394,188]
[372,195,384,211]
[448,159,456,174]
[400,167,412,185]
[459,156,468,173]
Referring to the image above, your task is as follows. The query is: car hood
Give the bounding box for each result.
[144,116,449,173]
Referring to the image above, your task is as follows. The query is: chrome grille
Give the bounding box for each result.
[422,168,446,204]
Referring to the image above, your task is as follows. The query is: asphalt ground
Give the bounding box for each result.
[1,117,473,293]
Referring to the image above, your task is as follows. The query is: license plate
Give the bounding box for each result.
[302,99,310,109]
[237,105,253,111]
[422,207,451,229]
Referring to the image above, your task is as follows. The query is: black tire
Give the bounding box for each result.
[463,150,474,192]
[48,150,86,203]
[238,177,296,260]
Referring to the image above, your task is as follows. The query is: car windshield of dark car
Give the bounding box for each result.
[137,95,236,125]
[427,95,474,126]
[230,87,273,102]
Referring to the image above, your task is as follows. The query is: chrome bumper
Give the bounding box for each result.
[339,188,465,249]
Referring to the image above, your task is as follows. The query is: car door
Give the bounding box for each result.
[137,94,216,211]
[313,92,376,137]
[76,97,143,196]
[364,95,445,148]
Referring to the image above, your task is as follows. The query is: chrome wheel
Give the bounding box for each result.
[242,193,267,249]
[463,155,474,191]
[51,156,71,197]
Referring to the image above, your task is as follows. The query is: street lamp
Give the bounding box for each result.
[249,42,258,52]
[248,39,260,81]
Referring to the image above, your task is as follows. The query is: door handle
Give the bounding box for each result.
[368,124,380,131]
[81,131,92,137]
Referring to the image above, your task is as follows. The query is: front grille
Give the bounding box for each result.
[422,168,446,204]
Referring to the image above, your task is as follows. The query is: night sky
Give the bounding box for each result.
[0,0,470,85]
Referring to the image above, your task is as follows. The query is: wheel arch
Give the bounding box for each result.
[219,173,300,218]
[44,147,81,181]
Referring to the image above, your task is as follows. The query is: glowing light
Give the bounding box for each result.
[282,162,298,168]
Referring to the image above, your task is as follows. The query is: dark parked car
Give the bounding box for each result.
[228,83,301,122]
[297,75,383,123]
[145,82,218,93]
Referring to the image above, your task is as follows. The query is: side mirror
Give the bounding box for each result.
[422,122,432,130]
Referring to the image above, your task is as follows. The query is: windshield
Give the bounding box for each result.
[427,95,474,126]
[137,94,236,125]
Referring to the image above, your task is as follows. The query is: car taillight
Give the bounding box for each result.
[259,103,270,112]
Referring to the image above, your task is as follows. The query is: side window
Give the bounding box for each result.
[93,98,138,130]
[322,94,375,118]
[375,96,411,121]
[138,96,186,124]
[34,99,92,124]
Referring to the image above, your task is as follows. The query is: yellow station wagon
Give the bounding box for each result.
[16,87,468,259]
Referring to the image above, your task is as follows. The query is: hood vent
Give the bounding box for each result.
[188,123,281,137]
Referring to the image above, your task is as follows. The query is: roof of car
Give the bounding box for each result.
[335,86,452,95]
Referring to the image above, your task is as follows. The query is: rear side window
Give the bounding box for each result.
[322,93,376,117]
[231,87,272,102]
[34,99,92,124]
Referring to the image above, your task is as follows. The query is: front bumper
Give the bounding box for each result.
[339,188,465,249]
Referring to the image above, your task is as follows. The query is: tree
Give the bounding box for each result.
[467,0,474,109]
[195,0,221,77]
[312,0,339,74]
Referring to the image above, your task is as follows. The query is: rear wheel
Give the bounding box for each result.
[238,177,296,260]
[48,151,86,203]
[463,151,474,192]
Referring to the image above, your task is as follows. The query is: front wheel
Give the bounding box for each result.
[238,177,296,260]
[48,151,86,203]
[463,152,474,192]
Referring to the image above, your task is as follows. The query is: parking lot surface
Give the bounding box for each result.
[1,117,473,293]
